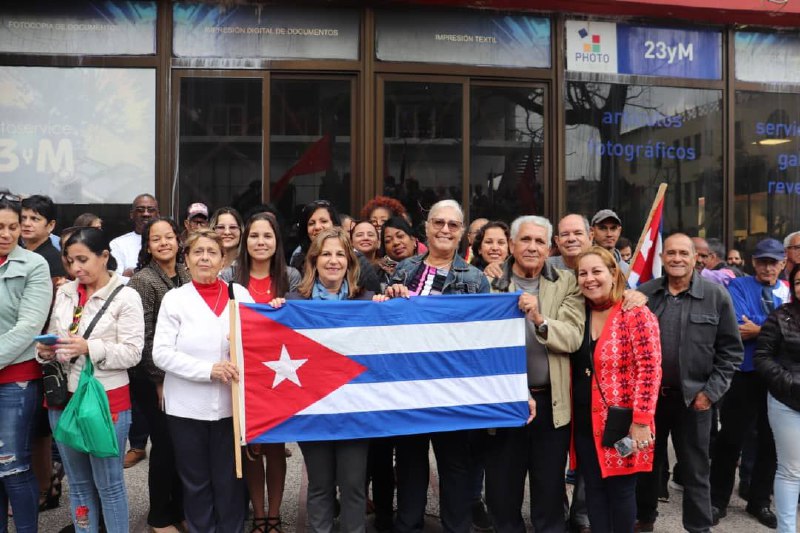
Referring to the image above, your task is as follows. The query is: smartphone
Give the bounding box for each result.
[614,436,635,458]
[34,334,59,346]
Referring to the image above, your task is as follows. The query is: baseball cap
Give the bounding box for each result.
[186,202,209,219]
[591,209,622,226]
[752,238,785,261]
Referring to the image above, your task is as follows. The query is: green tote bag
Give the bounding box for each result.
[53,355,119,458]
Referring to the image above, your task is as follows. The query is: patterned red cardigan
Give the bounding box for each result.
[589,302,662,478]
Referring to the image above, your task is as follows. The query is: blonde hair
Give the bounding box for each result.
[184,228,225,257]
[575,245,627,304]
[297,227,361,299]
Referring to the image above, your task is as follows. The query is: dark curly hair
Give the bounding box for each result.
[470,221,509,269]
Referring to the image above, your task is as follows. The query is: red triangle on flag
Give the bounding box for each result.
[239,305,366,441]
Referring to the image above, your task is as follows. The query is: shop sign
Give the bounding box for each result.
[173,4,359,60]
[0,67,155,204]
[375,10,551,68]
[736,32,800,84]
[0,1,156,55]
[566,20,721,80]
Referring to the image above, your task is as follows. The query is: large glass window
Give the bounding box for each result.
[565,82,723,241]
[178,77,262,216]
[270,78,352,224]
[383,81,462,226]
[470,85,545,221]
[734,91,800,253]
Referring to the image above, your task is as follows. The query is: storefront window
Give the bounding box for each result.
[565,82,723,241]
[383,81,462,226]
[269,78,352,224]
[469,85,545,221]
[0,66,155,237]
[178,77,262,217]
[733,91,800,253]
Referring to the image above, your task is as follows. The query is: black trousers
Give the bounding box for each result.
[484,390,570,533]
[636,390,713,533]
[168,415,246,533]
[130,376,184,527]
[393,430,473,533]
[367,436,395,521]
[574,430,637,533]
[710,371,776,510]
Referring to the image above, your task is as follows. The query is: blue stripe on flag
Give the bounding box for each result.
[242,292,523,330]
[249,402,529,443]
[348,346,525,383]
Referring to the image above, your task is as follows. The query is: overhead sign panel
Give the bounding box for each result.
[566,20,721,80]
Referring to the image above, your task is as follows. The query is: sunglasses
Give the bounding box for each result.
[0,192,22,203]
[428,218,462,231]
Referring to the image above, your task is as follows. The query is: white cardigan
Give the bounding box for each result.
[45,274,143,392]
[152,282,253,421]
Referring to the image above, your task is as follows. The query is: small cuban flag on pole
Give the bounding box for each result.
[628,183,668,289]
[235,293,530,444]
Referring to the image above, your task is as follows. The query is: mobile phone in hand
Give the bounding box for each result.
[34,334,59,346]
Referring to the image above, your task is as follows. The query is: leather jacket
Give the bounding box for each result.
[754,303,800,412]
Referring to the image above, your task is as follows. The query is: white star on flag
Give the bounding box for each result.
[263,345,308,388]
[640,234,653,259]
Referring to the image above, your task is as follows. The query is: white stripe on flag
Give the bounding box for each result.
[295,318,525,356]
[298,374,529,415]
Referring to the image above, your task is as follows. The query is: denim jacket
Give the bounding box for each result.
[388,252,490,295]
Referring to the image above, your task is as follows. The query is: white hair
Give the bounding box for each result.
[427,199,464,222]
[784,231,800,247]
[510,215,553,243]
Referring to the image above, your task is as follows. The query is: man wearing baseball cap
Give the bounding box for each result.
[709,238,790,529]
[591,209,630,276]
[183,202,209,234]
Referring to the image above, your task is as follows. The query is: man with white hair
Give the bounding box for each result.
[483,215,585,533]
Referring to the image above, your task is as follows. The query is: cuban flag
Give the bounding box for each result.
[235,293,529,443]
[628,192,665,288]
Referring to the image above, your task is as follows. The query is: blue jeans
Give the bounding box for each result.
[0,380,40,533]
[767,393,800,533]
[50,408,131,533]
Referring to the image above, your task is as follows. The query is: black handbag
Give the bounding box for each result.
[42,286,124,407]
[589,348,634,448]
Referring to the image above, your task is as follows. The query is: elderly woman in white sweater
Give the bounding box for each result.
[153,229,253,533]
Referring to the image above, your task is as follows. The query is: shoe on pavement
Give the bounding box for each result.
[633,520,654,532]
[471,499,493,531]
[745,505,777,529]
[711,506,727,526]
[123,448,146,469]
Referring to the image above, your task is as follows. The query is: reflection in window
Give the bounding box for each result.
[178,78,262,215]
[270,79,352,226]
[565,82,723,241]
[470,86,545,222]
[383,82,462,226]
[734,91,800,255]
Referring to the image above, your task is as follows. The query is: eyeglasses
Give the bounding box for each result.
[214,224,240,233]
[133,206,158,214]
[429,218,462,231]
[0,192,21,203]
[786,245,800,251]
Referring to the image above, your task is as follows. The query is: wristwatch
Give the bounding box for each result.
[537,319,549,335]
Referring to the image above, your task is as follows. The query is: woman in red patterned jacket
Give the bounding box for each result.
[572,246,662,533]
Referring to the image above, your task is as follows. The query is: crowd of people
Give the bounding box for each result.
[1,187,799,533]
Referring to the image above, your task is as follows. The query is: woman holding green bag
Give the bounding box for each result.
[37,227,144,533]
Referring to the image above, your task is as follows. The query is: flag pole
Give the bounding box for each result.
[228,283,243,479]
[627,183,668,281]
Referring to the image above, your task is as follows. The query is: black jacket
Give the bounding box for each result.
[638,272,743,406]
[754,303,800,412]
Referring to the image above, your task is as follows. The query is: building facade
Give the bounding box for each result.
[2,0,799,256]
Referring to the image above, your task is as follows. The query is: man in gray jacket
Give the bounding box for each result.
[635,233,743,533]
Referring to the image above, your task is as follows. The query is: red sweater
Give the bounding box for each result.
[588,303,662,478]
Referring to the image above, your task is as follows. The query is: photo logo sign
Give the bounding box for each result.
[566,21,618,74]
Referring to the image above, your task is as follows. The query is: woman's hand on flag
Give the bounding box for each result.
[385,284,410,299]
[268,297,286,309]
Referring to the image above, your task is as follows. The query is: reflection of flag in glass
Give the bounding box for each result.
[628,191,665,288]
[236,294,529,443]
[271,133,332,201]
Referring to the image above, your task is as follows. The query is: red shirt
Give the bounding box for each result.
[193,279,229,316]
[0,255,7,267]
[247,275,273,304]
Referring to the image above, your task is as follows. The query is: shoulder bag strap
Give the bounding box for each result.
[82,285,124,340]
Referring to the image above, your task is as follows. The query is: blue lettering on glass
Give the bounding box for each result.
[768,180,800,194]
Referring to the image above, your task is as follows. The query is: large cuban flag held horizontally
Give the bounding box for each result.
[235,293,529,443]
